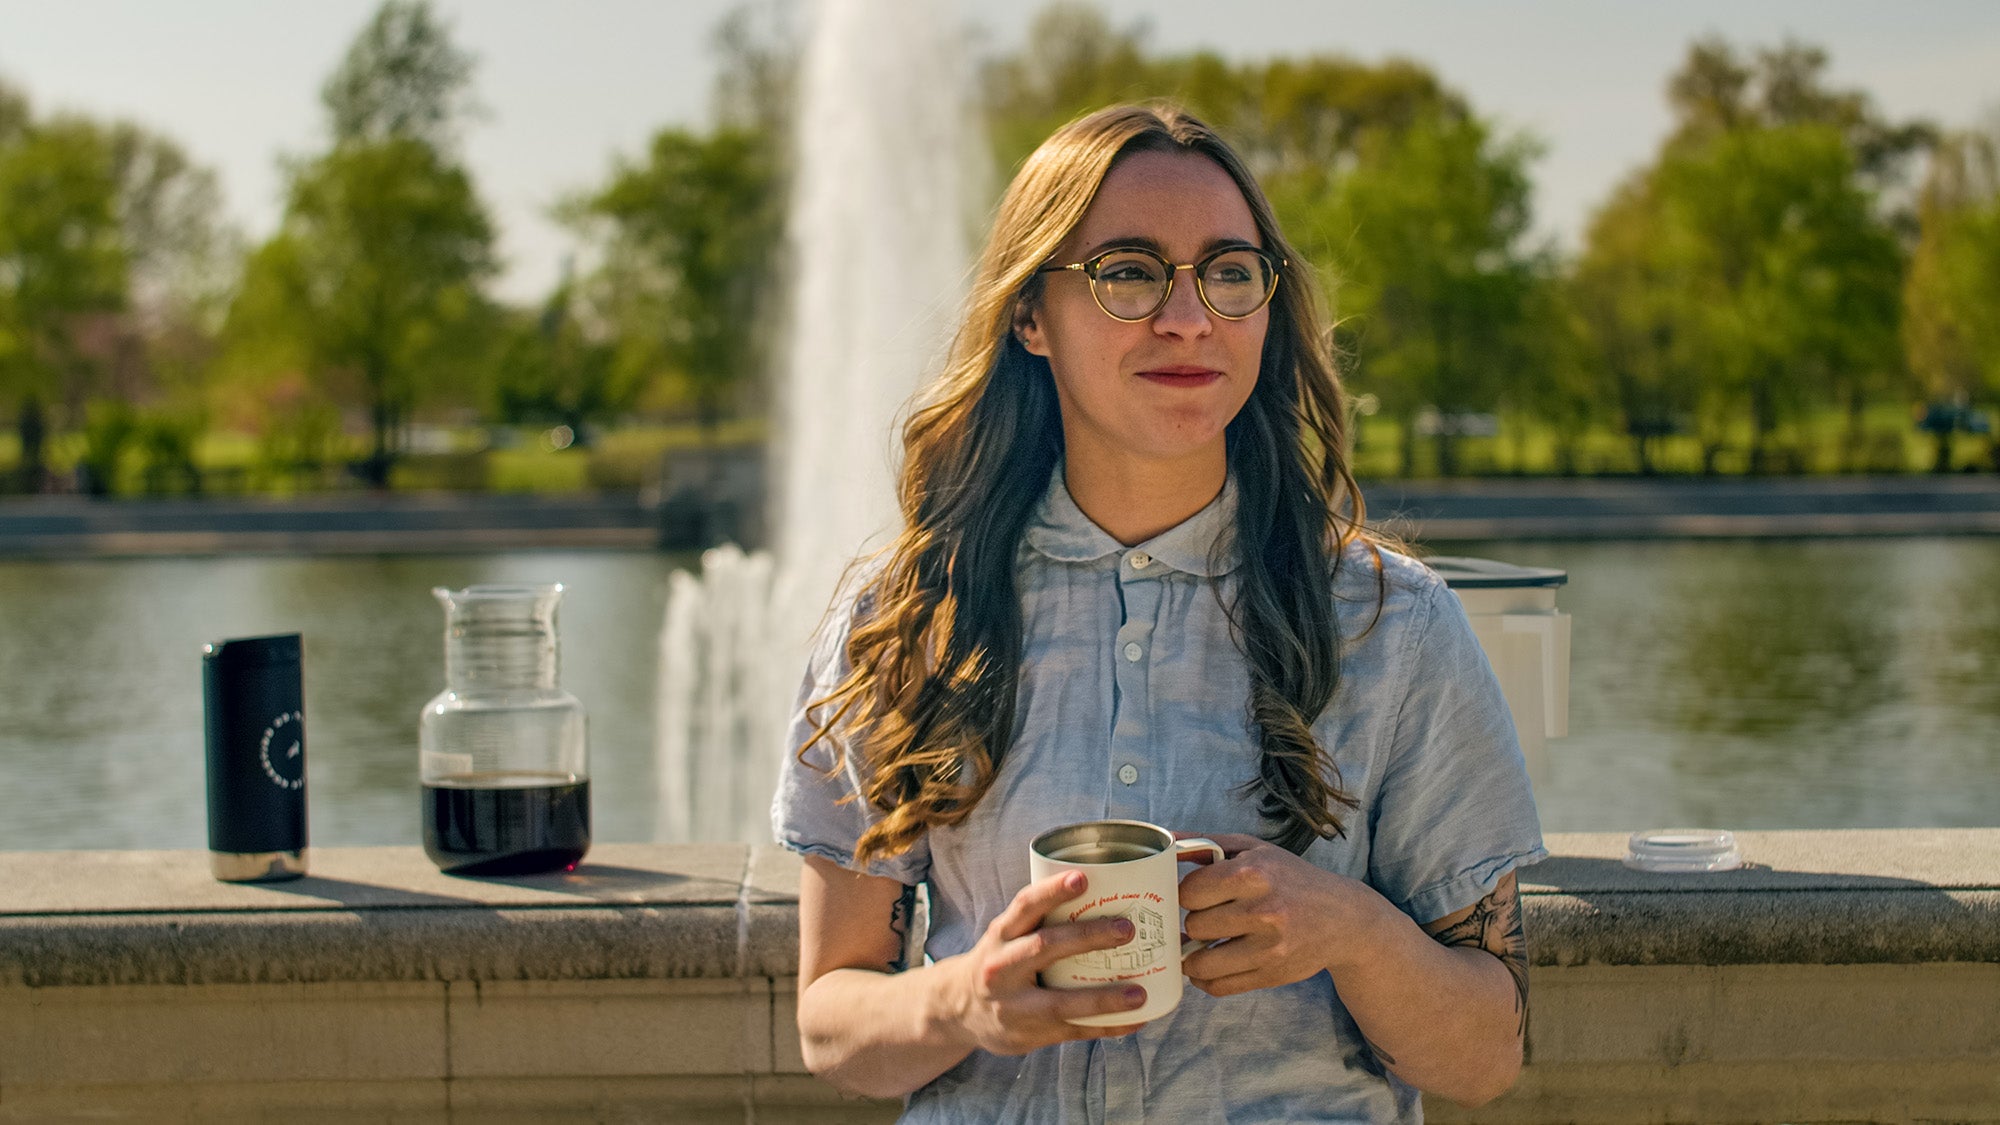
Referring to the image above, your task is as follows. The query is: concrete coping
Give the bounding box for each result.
[0,830,1995,989]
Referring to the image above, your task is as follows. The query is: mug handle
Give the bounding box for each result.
[1174,836,1225,958]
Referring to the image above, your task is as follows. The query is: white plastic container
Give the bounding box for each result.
[1429,556,1571,782]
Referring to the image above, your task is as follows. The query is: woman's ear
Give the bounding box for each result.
[1013,298,1051,358]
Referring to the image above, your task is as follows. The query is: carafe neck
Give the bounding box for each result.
[445,625,558,691]
[435,585,565,693]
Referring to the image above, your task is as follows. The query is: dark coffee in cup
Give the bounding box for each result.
[1047,840,1157,864]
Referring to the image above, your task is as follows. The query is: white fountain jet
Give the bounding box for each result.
[656,0,981,843]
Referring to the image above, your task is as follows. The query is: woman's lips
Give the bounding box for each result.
[1135,366,1223,387]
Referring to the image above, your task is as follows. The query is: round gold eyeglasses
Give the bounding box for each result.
[1035,244,1285,322]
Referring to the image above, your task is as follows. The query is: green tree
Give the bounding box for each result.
[222,1,495,487]
[489,264,630,441]
[1654,122,1903,473]
[0,98,126,490]
[320,0,478,153]
[1568,175,1698,474]
[1573,39,1922,474]
[570,125,782,433]
[1903,128,2000,471]
[1668,39,1933,197]
[1325,110,1545,475]
[983,3,1159,174]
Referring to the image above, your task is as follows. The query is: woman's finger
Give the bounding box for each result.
[1181,898,1256,944]
[992,916,1135,979]
[1188,966,1271,999]
[1182,930,1272,982]
[1176,859,1241,913]
[1042,982,1149,1027]
[993,871,1087,942]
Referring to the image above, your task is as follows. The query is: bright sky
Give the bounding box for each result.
[2,0,1995,303]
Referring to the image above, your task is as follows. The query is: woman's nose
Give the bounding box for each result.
[1151,268,1213,339]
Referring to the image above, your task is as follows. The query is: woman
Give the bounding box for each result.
[774,103,1544,1122]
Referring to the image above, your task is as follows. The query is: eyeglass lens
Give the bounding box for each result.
[1090,248,1276,320]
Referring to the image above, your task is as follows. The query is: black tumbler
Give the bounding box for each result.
[203,634,308,882]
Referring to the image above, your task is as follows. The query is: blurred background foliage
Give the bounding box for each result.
[1,0,1996,497]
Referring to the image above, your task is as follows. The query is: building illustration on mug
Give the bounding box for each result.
[1071,905,1169,972]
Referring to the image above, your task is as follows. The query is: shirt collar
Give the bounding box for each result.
[1022,461,1241,577]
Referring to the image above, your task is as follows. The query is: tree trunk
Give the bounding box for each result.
[1399,417,1417,478]
[1436,431,1459,478]
[1633,431,1655,476]
[361,351,397,490]
[1748,380,1773,475]
[1840,389,1866,474]
[1932,428,1954,474]
[16,395,47,493]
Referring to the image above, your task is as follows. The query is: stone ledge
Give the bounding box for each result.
[0,830,1994,988]
[1522,828,2000,966]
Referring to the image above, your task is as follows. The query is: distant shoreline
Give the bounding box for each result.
[2,475,1997,558]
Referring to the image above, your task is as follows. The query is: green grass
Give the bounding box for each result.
[1348,403,1994,478]
[0,409,1989,495]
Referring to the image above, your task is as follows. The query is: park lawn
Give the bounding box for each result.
[1351,402,1992,478]
[0,410,1988,494]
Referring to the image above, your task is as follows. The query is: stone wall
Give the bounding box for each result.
[1,830,1995,1123]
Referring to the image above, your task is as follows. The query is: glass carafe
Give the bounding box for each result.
[420,584,590,875]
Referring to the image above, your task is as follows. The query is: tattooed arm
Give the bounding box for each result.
[1174,832,1527,1107]
[1422,872,1529,1038]
[794,856,1145,1099]
[1329,871,1528,1108]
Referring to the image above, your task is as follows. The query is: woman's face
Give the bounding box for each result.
[1017,148,1268,476]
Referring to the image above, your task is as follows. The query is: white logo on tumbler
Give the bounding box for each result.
[258,711,305,791]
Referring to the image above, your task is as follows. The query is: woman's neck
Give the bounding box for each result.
[1062,446,1228,546]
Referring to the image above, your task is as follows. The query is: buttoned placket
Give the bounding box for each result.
[1102,550,1163,1125]
[1106,549,1160,823]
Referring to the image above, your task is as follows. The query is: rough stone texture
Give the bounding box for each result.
[0,843,751,915]
[0,904,745,987]
[1434,1059,2000,1125]
[445,979,773,1078]
[1531,829,2000,891]
[0,981,447,1084]
[1522,830,2000,966]
[6,833,1995,985]
[1,832,1995,1122]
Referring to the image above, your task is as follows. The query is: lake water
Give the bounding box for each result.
[1,538,1995,852]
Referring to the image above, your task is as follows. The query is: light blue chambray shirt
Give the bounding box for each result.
[774,464,1546,1125]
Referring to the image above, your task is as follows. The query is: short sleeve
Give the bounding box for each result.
[769,585,931,886]
[1367,577,1547,923]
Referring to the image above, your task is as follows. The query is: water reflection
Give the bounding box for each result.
[1437,538,2000,832]
[0,541,1995,850]
[0,553,689,850]
[1654,542,1890,739]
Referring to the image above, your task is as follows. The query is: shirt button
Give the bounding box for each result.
[1122,642,1143,662]
[1129,551,1152,570]
[1118,764,1139,785]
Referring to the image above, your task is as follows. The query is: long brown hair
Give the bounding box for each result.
[804,103,1384,861]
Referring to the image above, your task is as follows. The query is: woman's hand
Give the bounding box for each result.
[1177,832,1377,998]
[937,870,1152,1055]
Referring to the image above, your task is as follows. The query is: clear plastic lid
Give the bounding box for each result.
[1622,828,1743,873]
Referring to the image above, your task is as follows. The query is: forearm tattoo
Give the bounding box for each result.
[1430,876,1529,1037]
[886,882,919,973]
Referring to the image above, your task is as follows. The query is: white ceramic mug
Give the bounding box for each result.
[1027,819,1226,1026]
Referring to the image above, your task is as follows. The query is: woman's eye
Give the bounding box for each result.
[1211,266,1253,284]
[1101,265,1159,284]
